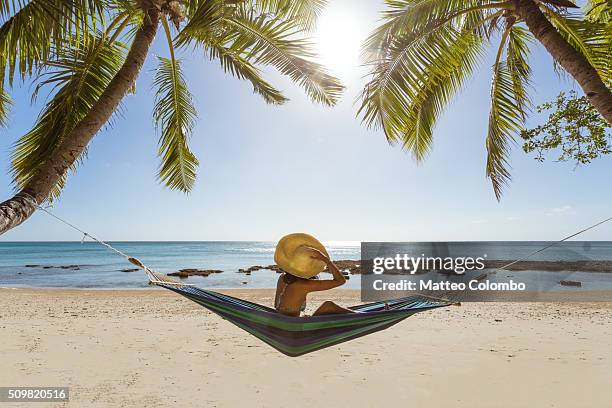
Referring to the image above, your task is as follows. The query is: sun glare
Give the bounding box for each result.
[315,5,366,80]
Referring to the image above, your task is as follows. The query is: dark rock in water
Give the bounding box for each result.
[41,264,80,270]
[560,280,582,287]
[237,264,282,273]
[120,268,140,273]
[25,264,40,268]
[167,268,223,278]
[474,273,489,282]
[237,261,362,275]
[167,270,194,278]
[324,260,361,274]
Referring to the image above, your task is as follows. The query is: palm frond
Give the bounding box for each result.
[204,37,289,104]
[180,2,343,106]
[359,8,496,159]
[584,0,611,22]
[180,4,288,105]
[225,14,345,105]
[183,0,326,30]
[542,7,610,85]
[103,0,142,15]
[364,0,508,56]
[255,0,326,31]
[0,85,11,127]
[486,30,525,200]
[103,0,144,44]
[0,0,104,85]
[153,56,199,193]
[506,25,532,119]
[11,33,125,201]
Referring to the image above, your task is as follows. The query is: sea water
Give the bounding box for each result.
[0,241,611,289]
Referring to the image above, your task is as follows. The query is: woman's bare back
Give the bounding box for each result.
[274,275,308,317]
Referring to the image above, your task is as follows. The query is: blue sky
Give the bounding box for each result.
[1,0,610,242]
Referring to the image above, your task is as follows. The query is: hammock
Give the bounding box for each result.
[156,281,449,357]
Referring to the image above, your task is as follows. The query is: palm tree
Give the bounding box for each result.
[0,0,343,235]
[359,0,611,199]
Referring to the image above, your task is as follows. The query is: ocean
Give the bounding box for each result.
[1,241,611,289]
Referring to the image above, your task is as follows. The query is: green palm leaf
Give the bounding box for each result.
[204,37,289,105]
[359,4,497,159]
[0,0,104,85]
[506,25,532,119]
[255,0,326,30]
[183,0,326,30]
[153,56,199,193]
[180,1,343,106]
[584,0,611,22]
[364,0,503,51]
[0,85,11,127]
[486,29,526,200]
[181,5,288,106]
[10,33,125,201]
[542,7,610,85]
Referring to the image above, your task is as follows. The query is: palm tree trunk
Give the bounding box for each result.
[514,0,612,123]
[0,6,160,236]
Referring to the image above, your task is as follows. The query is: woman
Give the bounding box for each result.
[273,233,355,317]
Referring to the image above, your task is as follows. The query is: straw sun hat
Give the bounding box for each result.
[274,233,330,279]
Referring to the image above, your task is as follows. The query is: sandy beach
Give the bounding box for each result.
[1,288,611,407]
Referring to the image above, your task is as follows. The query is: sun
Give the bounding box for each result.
[315,4,366,80]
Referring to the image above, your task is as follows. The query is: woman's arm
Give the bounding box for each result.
[300,247,346,292]
[324,257,346,285]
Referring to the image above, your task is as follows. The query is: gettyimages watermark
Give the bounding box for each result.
[359,242,612,302]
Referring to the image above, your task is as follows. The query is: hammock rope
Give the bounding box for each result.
[481,215,612,279]
[22,195,185,287]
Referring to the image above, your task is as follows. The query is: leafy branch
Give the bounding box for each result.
[521,91,611,165]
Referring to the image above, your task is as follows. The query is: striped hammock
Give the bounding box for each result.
[157,282,449,357]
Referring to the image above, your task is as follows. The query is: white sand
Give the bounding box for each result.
[1,288,611,407]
